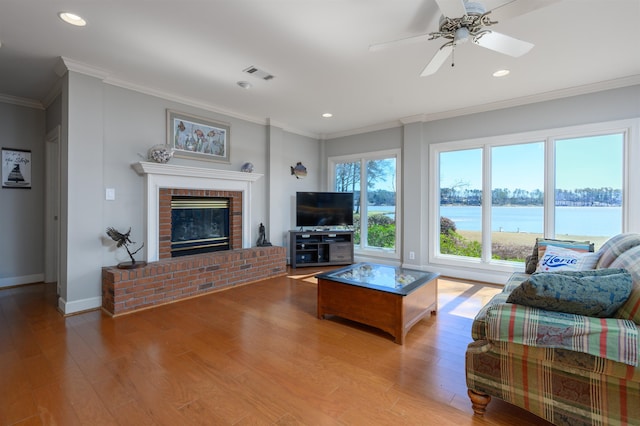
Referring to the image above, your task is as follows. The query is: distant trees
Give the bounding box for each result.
[335,159,396,212]
[439,186,621,207]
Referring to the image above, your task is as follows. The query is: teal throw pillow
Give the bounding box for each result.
[506,268,632,318]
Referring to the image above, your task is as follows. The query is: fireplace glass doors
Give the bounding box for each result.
[171,196,230,257]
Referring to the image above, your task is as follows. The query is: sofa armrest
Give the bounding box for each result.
[485,303,639,366]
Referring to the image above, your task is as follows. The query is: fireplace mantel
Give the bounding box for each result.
[133,161,263,262]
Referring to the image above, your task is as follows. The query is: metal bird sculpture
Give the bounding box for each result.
[106,227,144,267]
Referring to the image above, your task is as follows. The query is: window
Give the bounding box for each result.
[330,150,400,257]
[439,148,483,259]
[554,134,623,238]
[431,121,631,271]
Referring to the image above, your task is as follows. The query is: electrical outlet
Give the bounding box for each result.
[409,251,415,260]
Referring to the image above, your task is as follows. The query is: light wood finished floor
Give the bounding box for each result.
[0,267,552,425]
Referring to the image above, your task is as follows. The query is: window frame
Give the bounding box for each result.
[428,119,637,274]
[328,148,401,260]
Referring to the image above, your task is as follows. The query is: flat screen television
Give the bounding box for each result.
[296,192,354,228]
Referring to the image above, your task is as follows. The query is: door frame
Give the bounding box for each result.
[45,126,61,292]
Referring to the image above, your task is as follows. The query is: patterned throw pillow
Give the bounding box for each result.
[610,245,640,324]
[507,268,632,318]
[596,233,640,269]
[524,238,594,274]
[535,245,600,273]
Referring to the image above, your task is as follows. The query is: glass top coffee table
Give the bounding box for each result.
[316,263,439,344]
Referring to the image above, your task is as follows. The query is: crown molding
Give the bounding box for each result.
[56,57,111,80]
[321,120,402,140]
[42,79,63,109]
[50,57,640,142]
[55,57,321,140]
[412,74,640,125]
[0,93,43,109]
[106,76,269,127]
[267,119,317,139]
[323,74,640,140]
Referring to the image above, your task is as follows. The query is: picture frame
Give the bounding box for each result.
[167,109,230,163]
[2,148,31,189]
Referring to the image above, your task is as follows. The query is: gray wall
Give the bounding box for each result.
[0,102,45,287]
[268,126,321,252]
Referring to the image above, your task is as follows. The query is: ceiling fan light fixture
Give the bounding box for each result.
[58,12,87,27]
[454,27,469,44]
[493,69,510,77]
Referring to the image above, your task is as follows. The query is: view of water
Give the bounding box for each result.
[441,206,621,237]
[365,205,621,237]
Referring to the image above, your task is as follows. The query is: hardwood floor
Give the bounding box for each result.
[0,267,552,425]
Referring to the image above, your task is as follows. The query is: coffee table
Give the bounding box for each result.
[316,263,439,344]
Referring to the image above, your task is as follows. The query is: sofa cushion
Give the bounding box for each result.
[471,272,530,341]
[596,233,640,269]
[525,238,594,274]
[535,244,600,272]
[506,269,632,318]
[611,245,640,325]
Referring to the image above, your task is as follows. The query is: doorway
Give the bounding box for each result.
[45,126,60,293]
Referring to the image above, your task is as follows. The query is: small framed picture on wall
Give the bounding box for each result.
[2,148,32,189]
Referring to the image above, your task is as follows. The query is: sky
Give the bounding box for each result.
[440,133,624,192]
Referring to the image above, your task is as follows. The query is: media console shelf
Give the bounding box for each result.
[289,230,354,268]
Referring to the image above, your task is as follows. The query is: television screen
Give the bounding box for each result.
[296,192,354,228]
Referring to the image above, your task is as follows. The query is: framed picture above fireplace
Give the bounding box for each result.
[167,109,230,163]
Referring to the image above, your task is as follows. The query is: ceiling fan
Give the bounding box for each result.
[370,0,559,76]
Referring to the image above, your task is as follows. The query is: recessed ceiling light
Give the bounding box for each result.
[237,81,252,89]
[322,113,333,118]
[492,69,510,77]
[58,12,87,27]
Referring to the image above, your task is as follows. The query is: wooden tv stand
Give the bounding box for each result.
[289,230,354,268]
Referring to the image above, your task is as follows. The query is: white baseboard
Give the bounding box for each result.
[58,295,102,315]
[0,273,44,288]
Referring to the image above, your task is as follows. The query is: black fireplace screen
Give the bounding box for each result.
[171,196,230,257]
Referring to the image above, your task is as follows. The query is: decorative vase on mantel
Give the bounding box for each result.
[147,144,174,163]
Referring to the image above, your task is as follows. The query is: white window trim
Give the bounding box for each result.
[328,148,402,260]
[428,118,639,275]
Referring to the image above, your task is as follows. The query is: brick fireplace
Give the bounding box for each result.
[101,162,286,316]
[133,161,263,261]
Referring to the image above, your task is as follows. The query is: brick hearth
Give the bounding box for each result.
[102,246,286,316]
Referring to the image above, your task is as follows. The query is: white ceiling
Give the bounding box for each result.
[0,0,639,139]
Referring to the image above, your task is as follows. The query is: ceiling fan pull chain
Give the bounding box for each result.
[451,44,456,68]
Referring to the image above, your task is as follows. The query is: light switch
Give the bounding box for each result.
[105,188,115,201]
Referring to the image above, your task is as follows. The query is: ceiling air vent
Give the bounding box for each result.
[243,65,274,81]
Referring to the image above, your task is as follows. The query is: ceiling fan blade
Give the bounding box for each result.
[473,31,533,57]
[369,33,431,52]
[489,0,561,21]
[421,43,454,77]
[434,0,466,18]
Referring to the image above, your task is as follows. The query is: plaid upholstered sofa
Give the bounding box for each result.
[466,233,640,426]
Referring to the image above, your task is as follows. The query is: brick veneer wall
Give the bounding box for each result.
[159,188,242,259]
[102,246,286,316]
